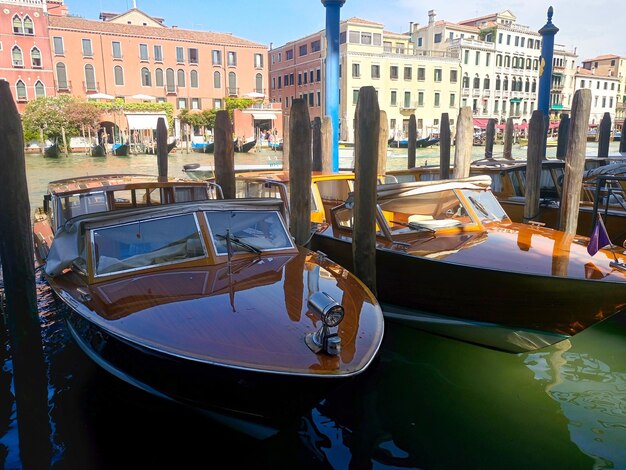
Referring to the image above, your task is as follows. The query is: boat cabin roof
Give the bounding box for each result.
[374,175,492,200]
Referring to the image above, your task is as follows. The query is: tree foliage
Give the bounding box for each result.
[22,95,77,142]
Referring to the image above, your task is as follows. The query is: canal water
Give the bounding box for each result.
[1,142,625,468]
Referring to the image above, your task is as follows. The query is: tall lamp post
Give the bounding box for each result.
[538,6,559,156]
[321,0,345,172]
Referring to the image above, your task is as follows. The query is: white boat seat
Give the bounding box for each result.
[407,214,434,223]
[409,219,462,230]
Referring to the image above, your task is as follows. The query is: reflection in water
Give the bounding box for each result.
[525,331,626,469]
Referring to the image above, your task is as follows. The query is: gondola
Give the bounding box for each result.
[90,144,106,157]
[44,143,61,158]
[112,143,129,156]
[234,139,256,153]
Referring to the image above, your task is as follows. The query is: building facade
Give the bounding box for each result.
[574,67,620,127]
[269,17,461,142]
[0,0,55,112]
[582,54,626,132]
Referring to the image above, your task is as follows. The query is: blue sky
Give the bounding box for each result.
[64,0,623,63]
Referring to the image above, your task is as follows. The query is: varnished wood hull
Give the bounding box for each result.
[311,232,626,337]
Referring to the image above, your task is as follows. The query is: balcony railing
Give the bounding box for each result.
[83,81,99,93]
[164,85,178,95]
[462,88,470,97]
[472,89,480,97]
[55,80,71,92]
[227,87,239,96]
[483,89,491,97]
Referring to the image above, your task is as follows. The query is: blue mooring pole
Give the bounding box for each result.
[538,6,559,156]
[321,0,345,172]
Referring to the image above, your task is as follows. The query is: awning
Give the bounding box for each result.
[125,113,168,130]
[252,112,277,120]
[473,118,490,129]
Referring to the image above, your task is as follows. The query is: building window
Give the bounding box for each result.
[352,63,360,78]
[286,49,293,60]
[188,48,199,64]
[475,51,480,66]
[190,70,198,88]
[34,80,45,98]
[141,67,152,86]
[53,37,64,55]
[191,98,201,110]
[154,45,162,62]
[434,33,442,43]
[31,47,42,68]
[463,74,470,89]
[371,64,380,79]
[112,41,122,59]
[227,51,237,66]
[464,50,469,65]
[404,91,411,108]
[176,47,184,63]
[213,71,221,88]
[484,77,491,89]
[450,69,458,83]
[213,99,222,109]
[449,93,456,107]
[166,68,176,93]
[82,39,93,57]
[114,65,124,86]
[352,89,359,105]
[228,72,237,95]
[418,91,424,106]
[299,44,307,56]
[390,66,398,80]
[473,76,480,88]
[177,98,187,109]
[404,66,412,80]
[23,16,34,35]
[390,90,397,106]
[11,46,23,67]
[254,53,263,68]
[15,80,27,101]
[139,44,149,61]
[212,50,222,65]
[155,68,164,87]
[417,67,425,81]
[56,63,68,90]
[311,40,321,52]
[12,15,23,34]
[177,69,185,87]
[434,69,442,82]
[255,73,263,93]
[84,64,96,91]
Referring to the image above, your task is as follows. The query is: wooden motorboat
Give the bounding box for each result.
[112,143,129,156]
[309,176,626,350]
[387,158,626,245]
[33,174,384,423]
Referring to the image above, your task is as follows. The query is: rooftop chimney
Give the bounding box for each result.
[428,10,436,25]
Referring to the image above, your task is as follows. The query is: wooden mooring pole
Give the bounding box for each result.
[353,86,379,295]
[524,111,545,222]
[503,117,514,160]
[485,118,496,159]
[453,107,472,179]
[559,89,591,234]
[321,116,333,173]
[312,117,322,172]
[407,114,417,168]
[556,113,570,160]
[439,113,451,180]
[621,124,626,153]
[377,110,388,176]
[288,99,312,246]
[597,112,611,158]
[214,110,235,199]
[0,80,52,468]
[156,117,168,178]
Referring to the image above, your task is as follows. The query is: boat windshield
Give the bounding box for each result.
[462,189,509,223]
[204,210,293,255]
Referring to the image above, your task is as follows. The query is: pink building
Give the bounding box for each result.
[0,0,55,112]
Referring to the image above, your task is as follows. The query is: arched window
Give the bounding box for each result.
[177,69,185,87]
[525,78,530,92]
[114,66,124,86]
[141,67,151,86]
[483,76,490,90]
[228,72,237,95]
[503,77,509,91]
[525,58,531,70]
[512,57,518,69]
[12,15,23,34]
[12,46,23,67]
[510,78,516,91]
[255,73,263,93]
[31,47,42,68]
[504,55,510,68]
[213,71,221,89]
[56,63,68,90]
[495,75,501,90]
[34,80,45,98]
[496,54,502,67]
[531,79,537,93]
[533,59,539,71]
[84,64,96,91]
[462,73,469,89]
[190,70,198,88]
[165,68,175,93]
[23,16,34,35]
[16,80,27,101]
[473,75,480,89]
[155,68,164,87]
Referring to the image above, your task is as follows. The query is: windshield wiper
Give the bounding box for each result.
[216,233,262,254]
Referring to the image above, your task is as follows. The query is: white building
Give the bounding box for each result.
[574,68,620,126]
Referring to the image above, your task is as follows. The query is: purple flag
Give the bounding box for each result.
[587,217,612,256]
